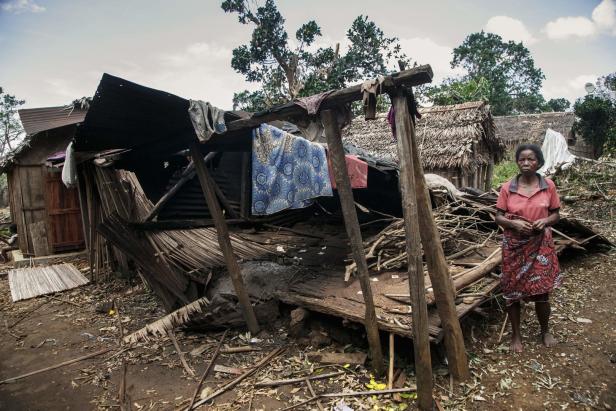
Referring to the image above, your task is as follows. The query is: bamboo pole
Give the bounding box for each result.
[401,90,470,382]
[391,92,433,410]
[321,109,384,376]
[188,140,260,335]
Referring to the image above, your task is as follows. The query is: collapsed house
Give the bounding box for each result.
[61,67,612,407]
[0,106,87,257]
[343,101,505,189]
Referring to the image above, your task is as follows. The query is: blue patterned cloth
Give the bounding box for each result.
[252,124,333,215]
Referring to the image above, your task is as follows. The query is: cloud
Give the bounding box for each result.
[592,0,616,33]
[542,73,597,102]
[0,0,45,14]
[544,0,616,39]
[397,37,465,83]
[544,16,597,39]
[484,16,537,44]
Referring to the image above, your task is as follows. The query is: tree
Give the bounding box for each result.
[546,98,571,112]
[573,95,616,157]
[449,31,545,115]
[424,77,491,106]
[222,0,409,111]
[0,87,25,156]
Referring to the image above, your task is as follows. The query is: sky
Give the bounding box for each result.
[1,0,615,109]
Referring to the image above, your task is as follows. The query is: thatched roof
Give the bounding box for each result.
[494,112,575,148]
[342,101,504,173]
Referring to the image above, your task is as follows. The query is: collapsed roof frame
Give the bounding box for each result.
[76,65,469,408]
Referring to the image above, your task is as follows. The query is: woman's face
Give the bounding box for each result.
[517,149,539,174]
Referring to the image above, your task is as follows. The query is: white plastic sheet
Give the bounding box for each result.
[61,141,78,188]
[538,128,575,175]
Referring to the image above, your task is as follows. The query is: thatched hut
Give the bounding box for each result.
[342,101,504,190]
[493,111,594,158]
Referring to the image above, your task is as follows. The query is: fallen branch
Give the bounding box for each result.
[169,330,195,377]
[254,371,344,387]
[0,348,113,384]
[190,347,285,409]
[187,330,228,410]
[280,387,417,411]
[8,299,49,329]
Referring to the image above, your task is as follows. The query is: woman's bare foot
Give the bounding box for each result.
[510,335,523,353]
[541,332,557,347]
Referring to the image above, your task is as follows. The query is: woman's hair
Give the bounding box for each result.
[515,144,545,168]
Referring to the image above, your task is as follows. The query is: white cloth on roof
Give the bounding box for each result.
[538,128,576,175]
[61,141,78,188]
[188,100,227,142]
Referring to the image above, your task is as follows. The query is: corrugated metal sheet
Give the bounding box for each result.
[19,106,87,137]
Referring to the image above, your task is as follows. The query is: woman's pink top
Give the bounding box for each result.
[496,174,560,222]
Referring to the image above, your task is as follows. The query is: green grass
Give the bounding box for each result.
[492,160,518,188]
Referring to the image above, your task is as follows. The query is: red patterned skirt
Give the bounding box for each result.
[501,223,562,304]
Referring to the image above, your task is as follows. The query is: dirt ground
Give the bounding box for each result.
[1,220,614,410]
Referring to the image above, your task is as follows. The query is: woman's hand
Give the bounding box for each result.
[532,218,549,231]
[510,219,533,235]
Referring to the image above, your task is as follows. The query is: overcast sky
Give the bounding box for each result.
[1,0,615,109]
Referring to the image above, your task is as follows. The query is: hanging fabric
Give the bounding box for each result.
[188,100,227,142]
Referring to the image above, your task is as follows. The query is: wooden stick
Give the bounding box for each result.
[187,330,228,411]
[0,348,113,384]
[8,299,49,329]
[168,330,195,377]
[398,88,470,383]
[190,347,285,409]
[220,346,261,354]
[189,140,260,335]
[322,109,384,376]
[118,360,129,411]
[391,92,433,410]
[280,387,417,411]
[388,333,395,390]
[497,313,509,344]
[305,378,324,411]
[114,298,125,346]
[262,223,325,239]
[47,295,81,307]
[254,371,344,387]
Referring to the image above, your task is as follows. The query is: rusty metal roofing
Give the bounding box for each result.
[18,106,87,137]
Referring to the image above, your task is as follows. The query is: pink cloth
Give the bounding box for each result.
[496,175,560,222]
[327,154,368,189]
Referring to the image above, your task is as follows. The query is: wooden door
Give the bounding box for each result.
[45,167,85,253]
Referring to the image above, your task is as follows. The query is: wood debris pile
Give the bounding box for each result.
[346,189,612,302]
[551,157,616,203]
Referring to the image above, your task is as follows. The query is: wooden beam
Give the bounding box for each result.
[391,92,433,410]
[144,152,218,222]
[188,140,260,334]
[403,91,471,382]
[227,65,433,131]
[321,109,384,376]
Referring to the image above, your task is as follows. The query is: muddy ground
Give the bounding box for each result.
[1,225,614,410]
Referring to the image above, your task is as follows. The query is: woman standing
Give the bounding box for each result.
[495,144,562,353]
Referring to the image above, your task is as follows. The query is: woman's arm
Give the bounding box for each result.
[495,210,533,235]
[532,210,560,231]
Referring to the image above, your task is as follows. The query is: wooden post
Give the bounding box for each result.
[189,140,260,335]
[321,109,385,376]
[390,92,433,410]
[402,91,471,382]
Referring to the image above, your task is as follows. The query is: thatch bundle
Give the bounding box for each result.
[342,101,504,174]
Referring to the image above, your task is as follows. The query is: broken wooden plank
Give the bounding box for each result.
[306,351,367,365]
